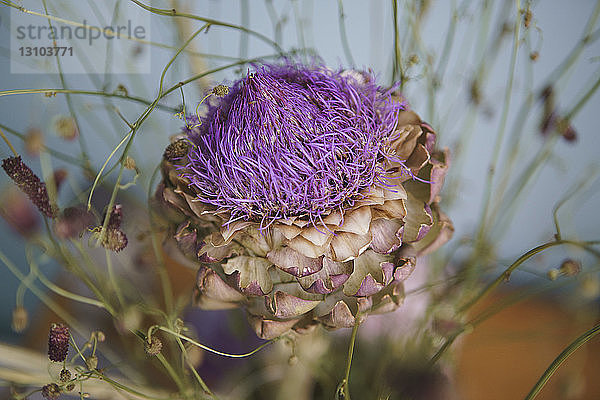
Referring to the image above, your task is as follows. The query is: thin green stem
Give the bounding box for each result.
[129,0,283,53]
[157,326,280,358]
[0,126,18,156]
[474,0,521,243]
[524,323,600,400]
[336,319,360,399]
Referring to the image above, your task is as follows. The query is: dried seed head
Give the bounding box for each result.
[163,139,191,161]
[41,383,61,400]
[560,259,581,277]
[86,355,98,370]
[59,368,71,383]
[547,269,559,281]
[101,204,123,230]
[123,156,137,170]
[524,9,532,28]
[94,331,106,342]
[52,116,79,141]
[11,306,28,332]
[48,323,70,362]
[25,127,44,156]
[2,156,56,218]
[529,51,539,61]
[101,228,128,252]
[145,335,163,355]
[212,84,229,97]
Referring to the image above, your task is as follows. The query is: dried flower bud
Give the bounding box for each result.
[163,139,191,161]
[529,51,539,61]
[523,9,532,28]
[65,383,75,392]
[547,269,559,281]
[54,207,94,239]
[94,331,106,342]
[52,115,79,141]
[41,383,61,400]
[288,355,298,366]
[48,323,70,362]
[25,127,44,156]
[86,355,98,370]
[123,156,137,170]
[104,204,123,230]
[0,186,40,237]
[101,228,128,252]
[145,336,163,355]
[212,84,229,97]
[2,156,56,218]
[59,368,71,382]
[559,259,581,277]
[11,306,28,332]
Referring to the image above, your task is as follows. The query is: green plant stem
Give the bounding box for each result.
[129,0,283,53]
[524,323,600,400]
[157,326,280,358]
[474,0,521,244]
[336,319,360,399]
[0,126,18,156]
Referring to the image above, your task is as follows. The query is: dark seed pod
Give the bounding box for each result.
[48,323,69,362]
[2,156,56,218]
[41,383,61,400]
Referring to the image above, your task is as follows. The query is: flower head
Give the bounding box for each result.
[182,63,404,227]
[159,61,453,338]
[48,322,69,362]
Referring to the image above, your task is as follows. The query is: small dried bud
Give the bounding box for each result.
[104,204,123,230]
[65,383,75,392]
[529,51,539,61]
[48,323,70,362]
[94,331,106,342]
[41,383,61,400]
[559,259,581,277]
[101,228,128,252]
[52,116,79,141]
[59,368,72,382]
[54,207,94,239]
[115,84,128,96]
[212,84,229,97]
[123,156,137,170]
[547,269,559,281]
[2,156,56,218]
[11,306,28,332]
[288,355,298,366]
[145,336,163,355]
[25,127,44,156]
[163,139,191,161]
[523,9,532,28]
[86,355,98,370]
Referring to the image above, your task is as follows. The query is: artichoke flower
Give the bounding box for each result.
[157,62,453,339]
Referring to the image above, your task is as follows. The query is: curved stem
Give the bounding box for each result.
[524,323,600,400]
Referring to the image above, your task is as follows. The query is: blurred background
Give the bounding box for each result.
[1,1,599,399]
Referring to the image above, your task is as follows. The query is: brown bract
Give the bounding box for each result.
[158,109,453,339]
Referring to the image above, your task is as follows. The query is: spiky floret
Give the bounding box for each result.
[182,63,404,226]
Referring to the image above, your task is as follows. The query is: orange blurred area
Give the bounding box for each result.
[456,292,600,400]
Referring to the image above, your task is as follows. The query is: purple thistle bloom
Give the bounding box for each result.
[182,62,404,226]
